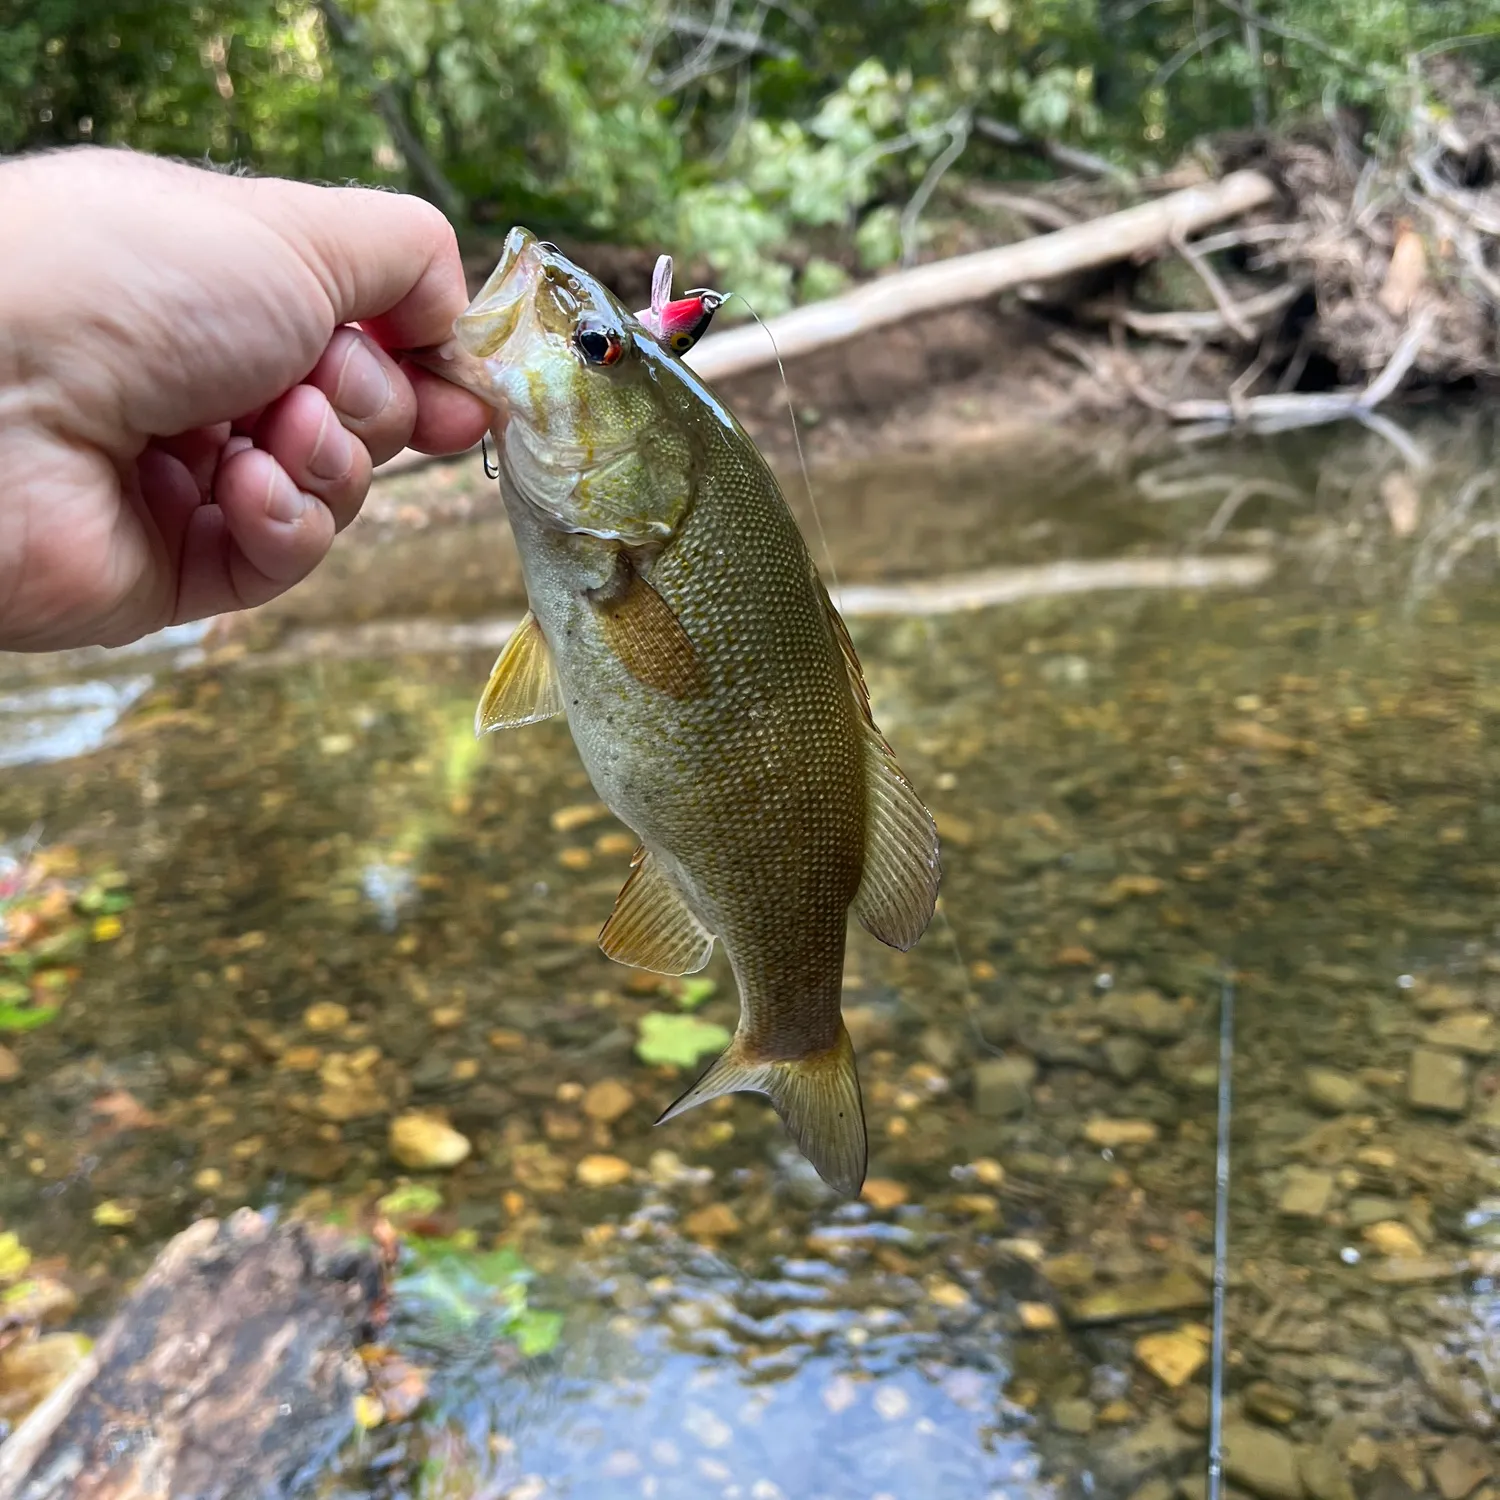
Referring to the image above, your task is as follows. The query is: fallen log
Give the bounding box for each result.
[0,1211,383,1500]
[683,170,1276,382]
[375,169,1277,479]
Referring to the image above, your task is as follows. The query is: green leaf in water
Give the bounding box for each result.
[635,1011,731,1069]
[672,976,717,1011]
[377,1183,444,1219]
[514,1308,563,1357]
[0,1003,58,1033]
[0,1231,32,1283]
[0,978,30,1005]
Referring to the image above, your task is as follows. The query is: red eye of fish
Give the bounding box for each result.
[576,322,624,367]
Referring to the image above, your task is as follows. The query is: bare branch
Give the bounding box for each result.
[973,115,1135,187]
[1171,226,1256,340]
[1080,281,1303,341]
[900,113,971,267]
[1153,23,1233,92]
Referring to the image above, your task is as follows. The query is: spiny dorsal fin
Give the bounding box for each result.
[592,570,710,701]
[598,845,715,975]
[657,1024,866,1198]
[476,611,564,735]
[818,584,941,951]
[820,581,877,730]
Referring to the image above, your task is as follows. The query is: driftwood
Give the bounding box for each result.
[684,170,1276,382]
[0,1211,382,1500]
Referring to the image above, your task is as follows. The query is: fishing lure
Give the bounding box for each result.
[635,254,726,356]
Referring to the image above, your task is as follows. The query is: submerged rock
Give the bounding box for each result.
[1052,1396,1095,1434]
[1096,1414,1196,1487]
[1084,1117,1160,1148]
[1278,1168,1334,1218]
[574,1153,632,1187]
[1407,1048,1468,1114]
[388,1113,472,1170]
[972,1054,1036,1117]
[1243,1380,1303,1426]
[1304,1067,1370,1114]
[1298,1445,1356,1500]
[0,1043,20,1083]
[582,1078,634,1123]
[1134,1328,1207,1388]
[1222,1422,1303,1500]
[1066,1268,1206,1325]
[1100,989,1187,1038]
[1430,1437,1493,1500]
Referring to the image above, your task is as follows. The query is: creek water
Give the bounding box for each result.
[1,408,1497,1499]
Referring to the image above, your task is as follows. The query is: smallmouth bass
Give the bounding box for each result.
[420,229,940,1196]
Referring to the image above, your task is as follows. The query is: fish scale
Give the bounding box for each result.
[414,227,941,1196]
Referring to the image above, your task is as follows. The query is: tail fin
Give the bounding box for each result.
[656,1025,867,1198]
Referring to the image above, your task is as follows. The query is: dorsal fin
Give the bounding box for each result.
[819,585,941,951]
[475,611,564,734]
[598,845,715,975]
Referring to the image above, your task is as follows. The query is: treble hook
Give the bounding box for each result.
[481,432,499,480]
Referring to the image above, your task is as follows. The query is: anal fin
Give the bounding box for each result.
[598,846,714,975]
[476,611,564,734]
[657,1024,866,1197]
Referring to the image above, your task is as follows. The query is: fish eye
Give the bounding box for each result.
[575,321,624,367]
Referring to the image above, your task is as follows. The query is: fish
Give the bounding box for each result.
[416,228,941,1196]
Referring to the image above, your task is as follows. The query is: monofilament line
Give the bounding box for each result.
[1207,969,1235,1500]
[724,293,842,599]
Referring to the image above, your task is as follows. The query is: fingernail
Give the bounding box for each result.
[266,467,310,524]
[307,405,354,481]
[333,334,391,421]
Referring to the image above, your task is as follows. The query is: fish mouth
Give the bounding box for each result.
[405,226,545,410]
[453,225,542,361]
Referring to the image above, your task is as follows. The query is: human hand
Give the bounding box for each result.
[0,147,492,652]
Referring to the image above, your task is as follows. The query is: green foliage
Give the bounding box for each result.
[376,1181,444,1219]
[635,1010,731,1068]
[0,1231,32,1283]
[0,1002,59,1032]
[4,1,1497,306]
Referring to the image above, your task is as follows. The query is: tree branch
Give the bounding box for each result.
[973,115,1135,187]
[317,0,464,219]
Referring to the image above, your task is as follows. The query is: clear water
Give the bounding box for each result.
[2,407,1498,1498]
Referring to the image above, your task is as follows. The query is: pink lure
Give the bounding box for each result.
[635,254,726,356]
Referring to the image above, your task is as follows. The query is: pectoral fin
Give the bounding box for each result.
[475,611,564,735]
[657,1024,867,1198]
[819,584,941,951]
[591,568,710,701]
[598,846,714,975]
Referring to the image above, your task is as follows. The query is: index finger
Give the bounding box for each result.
[233,177,472,350]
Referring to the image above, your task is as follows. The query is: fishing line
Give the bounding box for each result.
[1207,967,1236,1500]
[719,292,842,600]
